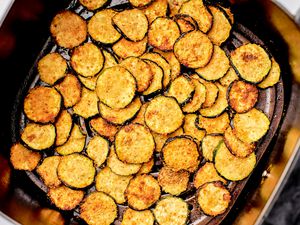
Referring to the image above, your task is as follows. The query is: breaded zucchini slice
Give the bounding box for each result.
[138,157,154,174]
[174,14,197,33]
[196,45,230,81]
[48,185,84,210]
[183,114,206,144]
[99,97,142,125]
[79,0,108,10]
[145,96,184,134]
[125,174,161,210]
[129,0,153,8]
[96,167,132,204]
[73,88,99,118]
[166,75,195,105]
[193,162,227,189]
[24,86,61,123]
[168,0,189,16]
[36,156,61,188]
[233,108,270,143]
[201,135,223,161]
[228,80,258,113]
[38,52,67,85]
[113,37,148,59]
[55,74,81,108]
[50,11,87,49]
[132,102,149,125]
[197,112,230,135]
[86,135,109,167]
[174,30,213,69]
[258,57,281,89]
[153,196,189,225]
[162,136,200,172]
[142,0,168,23]
[80,191,118,225]
[152,127,184,152]
[107,145,142,176]
[112,9,148,42]
[10,143,41,171]
[58,153,95,189]
[115,123,155,164]
[221,6,234,24]
[96,66,136,109]
[120,57,153,92]
[71,43,104,78]
[219,67,239,87]
[214,142,256,181]
[88,9,121,44]
[90,116,119,141]
[121,208,154,225]
[230,43,271,83]
[207,6,232,46]
[197,182,231,216]
[148,17,180,51]
[21,123,56,150]
[55,110,72,146]
[158,166,189,195]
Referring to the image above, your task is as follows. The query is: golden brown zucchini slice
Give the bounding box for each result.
[230,43,271,83]
[196,45,230,81]
[214,142,256,181]
[55,110,72,146]
[88,9,121,44]
[197,112,230,135]
[168,0,189,16]
[80,191,118,225]
[183,114,206,144]
[115,123,155,164]
[197,182,231,216]
[96,66,136,109]
[132,102,149,125]
[145,96,184,134]
[73,88,99,118]
[38,53,67,85]
[258,57,281,89]
[112,37,148,59]
[79,0,108,10]
[48,185,84,210]
[121,208,154,225]
[50,11,87,49]
[142,0,168,23]
[113,9,148,42]
[36,156,61,188]
[24,86,61,123]
[174,30,213,69]
[86,135,109,167]
[201,134,223,161]
[90,116,119,141]
[148,17,180,51]
[153,196,189,225]
[233,108,270,143]
[142,60,163,96]
[58,153,95,189]
[138,157,154,174]
[162,136,200,172]
[221,6,234,24]
[125,174,161,210]
[21,123,56,150]
[95,167,132,204]
[158,166,189,195]
[152,127,184,152]
[228,80,258,113]
[174,14,197,33]
[219,67,239,87]
[129,0,153,8]
[10,143,41,171]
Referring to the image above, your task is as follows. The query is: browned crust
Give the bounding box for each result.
[90,116,119,141]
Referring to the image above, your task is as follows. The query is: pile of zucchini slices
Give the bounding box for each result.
[10,0,281,224]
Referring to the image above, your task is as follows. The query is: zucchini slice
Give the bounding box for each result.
[195,45,230,81]
[50,11,87,49]
[112,37,148,59]
[73,88,99,118]
[168,0,189,16]
[142,0,168,23]
[148,17,180,51]
[197,112,230,135]
[112,9,148,42]
[121,208,154,225]
[221,6,234,24]
[183,114,206,144]
[86,136,109,167]
[48,185,84,210]
[197,182,231,216]
[201,135,223,161]
[98,97,142,125]
[120,57,153,92]
[95,167,132,204]
[174,30,213,69]
[58,153,95,189]
[79,0,108,10]
[115,123,155,164]
[80,192,118,225]
[174,14,197,33]
[89,116,119,142]
[162,136,200,172]
[96,66,136,109]
[153,196,189,225]
[21,123,56,150]
[138,157,154,174]
[71,42,104,78]
[233,108,270,143]
[219,67,239,87]
[132,102,149,125]
[88,9,121,44]
[228,80,258,113]
[24,86,62,123]
[125,174,161,210]
[193,162,227,189]
[145,96,184,134]
[55,110,72,146]
[214,142,256,181]
[38,53,67,85]
[129,0,153,8]
[10,143,41,171]
[230,43,271,83]
[142,60,164,96]
[36,156,61,188]
[258,57,281,89]
[152,127,185,152]
[158,166,189,196]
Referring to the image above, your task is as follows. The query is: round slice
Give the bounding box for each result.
[142,60,164,96]
[79,0,108,10]
[72,88,99,118]
[90,116,119,142]
[182,114,206,144]
[86,136,109,167]
[129,0,153,8]
[121,208,154,225]
[197,112,230,135]
[55,110,73,146]
[201,135,223,161]
[219,67,239,87]
[258,57,281,89]
[138,157,154,174]
[37,156,61,188]
[142,0,168,23]
[112,37,148,59]
[175,15,197,33]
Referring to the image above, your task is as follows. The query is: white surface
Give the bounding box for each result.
[0,0,15,27]
[0,212,20,225]
[273,0,300,16]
